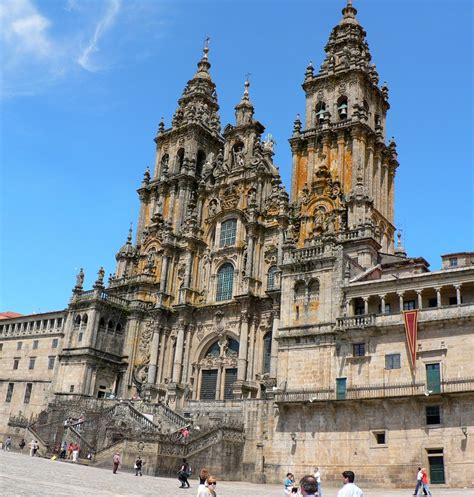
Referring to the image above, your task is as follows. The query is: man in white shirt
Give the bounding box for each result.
[337,470,363,497]
[313,467,322,496]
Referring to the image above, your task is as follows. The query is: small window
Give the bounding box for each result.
[428,298,437,308]
[52,338,59,349]
[216,263,234,302]
[267,266,278,290]
[378,303,392,314]
[385,353,401,370]
[13,358,20,370]
[308,279,320,301]
[449,297,457,306]
[33,340,39,350]
[24,383,32,404]
[70,385,75,393]
[57,318,63,327]
[220,219,237,247]
[426,405,441,425]
[373,431,386,445]
[353,343,366,357]
[78,332,83,342]
[294,281,306,303]
[17,341,23,351]
[5,383,14,402]
[449,257,458,267]
[48,356,55,370]
[29,357,36,370]
[403,300,416,310]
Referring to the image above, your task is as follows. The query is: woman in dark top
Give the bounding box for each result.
[178,458,191,488]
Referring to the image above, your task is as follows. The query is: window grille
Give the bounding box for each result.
[216,263,234,301]
[220,219,237,247]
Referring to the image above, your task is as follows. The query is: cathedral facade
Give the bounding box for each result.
[1,1,473,487]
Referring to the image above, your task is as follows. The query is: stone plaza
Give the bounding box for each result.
[1,451,472,497]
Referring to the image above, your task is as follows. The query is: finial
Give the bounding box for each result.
[158,117,165,133]
[93,266,105,289]
[341,0,358,22]
[394,229,407,256]
[397,230,402,247]
[143,165,151,184]
[74,268,85,291]
[293,113,302,136]
[127,223,133,242]
[305,61,314,81]
[203,36,210,59]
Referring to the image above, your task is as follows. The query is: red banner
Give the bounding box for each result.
[403,310,419,369]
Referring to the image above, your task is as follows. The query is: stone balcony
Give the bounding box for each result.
[336,302,474,331]
[274,376,474,404]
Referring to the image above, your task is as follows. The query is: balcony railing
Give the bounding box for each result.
[336,314,376,329]
[275,377,474,403]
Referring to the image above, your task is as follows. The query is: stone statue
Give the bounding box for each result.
[202,152,215,180]
[75,268,85,288]
[233,148,245,168]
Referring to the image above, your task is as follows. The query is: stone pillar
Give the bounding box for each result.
[124,315,141,388]
[435,287,442,307]
[216,365,223,400]
[147,327,161,384]
[347,298,354,316]
[85,309,99,348]
[245,234,255,279]
[337,132,345,186]
[363,297,369,315]
[158,328,168,383]
[270,310,280,378]
[166,333,175,381]
[416,290,423,310]
[176,181,187,228]
[455,284,462,305]
[168,185,176,227]
[247,317,257,382]
[379,294,386,314]
[182,326,193,384]
[195,366,202,400]
[172,322,185,383]
[136,190,149,243]
[184,251,193,288]
[237,311,249,382]
[398,292,404,312]
[159,255,169,294]
[277,227,284,265]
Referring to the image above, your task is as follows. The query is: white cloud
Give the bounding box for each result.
[77,0,121,72]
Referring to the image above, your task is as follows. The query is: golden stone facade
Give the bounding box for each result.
[1,1,473,488]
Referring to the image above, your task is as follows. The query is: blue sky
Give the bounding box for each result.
[1,0,473,315]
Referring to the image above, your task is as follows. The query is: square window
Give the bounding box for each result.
[52,338,59,349]
[29,358,36,370]
[69,385,75,393]
[428,298,437,308]
[33,340,39,350]
[17,341,23,350]
[449,257,458,267]
[385,353,401,369]
[376,432,386,444]
[13,358,20,370]
[403,300,416,310]
[426,405,441,425]
[48,356,55,370]
[353,343,365,357]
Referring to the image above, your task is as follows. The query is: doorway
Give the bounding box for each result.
[427,449,445,484]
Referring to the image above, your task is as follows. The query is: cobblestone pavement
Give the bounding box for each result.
[1,451,473,497]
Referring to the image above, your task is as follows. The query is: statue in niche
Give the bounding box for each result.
[213,151,228,177]
[202,152,215,181]
[208,198,218,217]
[233,147,245,169]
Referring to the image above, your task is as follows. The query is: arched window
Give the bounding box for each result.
[308,279,320,301]
[207,341,220,357]
[220,219,237,247]
[107,320,114,332]
[176,148,185,172]
[74,315,81,327]
[262,332,272,373]
[337,96,348,120]
[294,281,306,303]
[267,266,278,290]
[99,317,106,329]
[227,338,239,355]
[315,101,326,124]
[216,263,234,301]
[115,323,122,333]
[196,150,206,178]
[82,314,88,325]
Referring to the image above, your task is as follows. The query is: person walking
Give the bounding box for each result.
[59,441,67,459]
[299,475,318,497]
[178,458,191,488]
[4,436,12,451]
[135,456,143,476]
[337,470,363,497]
[32,441,39,456]
[72,443,79,462]
[313,467,322,496]
[28,439,36,457]
[420,468,432,497]
[19,438,26,453]
[112,452,121,474]
[197,468,209,496]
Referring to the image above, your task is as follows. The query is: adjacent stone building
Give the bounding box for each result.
[1,1,473,488]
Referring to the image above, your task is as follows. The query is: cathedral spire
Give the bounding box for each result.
[170,40,221,135]
[235,77,254,126]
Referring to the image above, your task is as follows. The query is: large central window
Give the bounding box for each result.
[216,263,234,301]
[220,219,237,247]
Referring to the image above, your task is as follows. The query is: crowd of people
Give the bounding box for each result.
[284,469,360,497]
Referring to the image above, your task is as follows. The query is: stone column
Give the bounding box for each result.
[158,328,168,383]
[337,131,345,186]
[416,290,423,310]
[176,181,187,228]
[184,251,193,288]
[182,326,193,384]
[247,317,257,382]
[124,314,141,388]
[85,309,99,348]
[166,333,175,381]
[136,190,149,243]
[435,287,442,307]
[245,234,255,279]
[159,254,169,294]
[168,185,176,226]
[172,322,185,383]
[237,311,249,382]
[216,365,223,400]
[147,327,161,384]
[363,297,369,315]
[398,292,404,312]
[277,227,284,265]
[195,366,202,401]
[455,284,462,305]
[270,310,280,378]
[379,294,386,314]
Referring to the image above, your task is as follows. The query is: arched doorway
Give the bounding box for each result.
[198,337,239,400]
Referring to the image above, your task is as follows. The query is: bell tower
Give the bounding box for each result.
[290,0,398,257]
